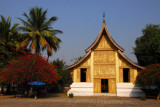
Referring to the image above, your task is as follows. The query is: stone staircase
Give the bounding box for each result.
[67,82,93,96]
[116,83,145,97]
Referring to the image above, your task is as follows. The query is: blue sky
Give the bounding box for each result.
[0,0,160,65]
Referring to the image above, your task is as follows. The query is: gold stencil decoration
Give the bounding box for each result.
[94,79,101,93]
[94,65,116,78]
[76,69,80,82]
[109,79,116,93]
[97,35,111,49]
[109,54,115,62]
[79,55,91,67]
[94,51,115,64]
[130,68,134,83]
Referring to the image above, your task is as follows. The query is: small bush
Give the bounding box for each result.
[136,64,160,100]
[69,93,73,98]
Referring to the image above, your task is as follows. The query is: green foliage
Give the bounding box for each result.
[52,58,72,86]
[17,7,62,60]
[134,24,160,66]
[0,15,20,68]
[0,16,19,42]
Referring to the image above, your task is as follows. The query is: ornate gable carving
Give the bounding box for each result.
[96,35,111,49]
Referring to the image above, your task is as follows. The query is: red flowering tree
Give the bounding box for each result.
[136,64,160,100]
[0,54,60,85]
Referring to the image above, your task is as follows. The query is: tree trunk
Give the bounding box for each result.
[1,85,4,94]
[157,92,160,100]
[47,55,49,62]
[6,84,11,95]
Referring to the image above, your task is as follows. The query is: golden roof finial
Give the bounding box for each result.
[103,12,105,23]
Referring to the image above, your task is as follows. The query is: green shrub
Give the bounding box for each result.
[69,93,73,98]
[136,64,160,100]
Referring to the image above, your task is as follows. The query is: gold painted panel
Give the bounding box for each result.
[96,35,111,49]
[79,55,91,67]
[94,51,115,64]
[119,68,123,82]
[94,78,101,93]
[86,68,91,82]
[70,70,74,81]
[130,68,134,83]
[76,69,80,82]
[94,65,116,78]
[119,57,133,68]
[109,79,116,93]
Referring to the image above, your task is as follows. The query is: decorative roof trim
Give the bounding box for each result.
[67,50,91,70]
[85,22,124,52]
[118,50,144,69]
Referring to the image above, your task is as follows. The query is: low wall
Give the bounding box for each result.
[67,82,93,96]
[116,83,145,97]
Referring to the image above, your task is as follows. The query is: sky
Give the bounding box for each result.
[0,0,160,65]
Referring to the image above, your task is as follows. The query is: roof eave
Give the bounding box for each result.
[67,50,91,70]
[118,50,144,69]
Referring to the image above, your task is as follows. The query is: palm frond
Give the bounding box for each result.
[40,36,48,49]
[17,17,32,28]
[30,38,37,53]
[41,16,57,30]
[17,7,62,55]
[23,12,33,26]
[18,26,32,32]
[11,23,19,31]
[20,36,30,48]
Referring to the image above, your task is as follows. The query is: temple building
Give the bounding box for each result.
[67,16,145,97]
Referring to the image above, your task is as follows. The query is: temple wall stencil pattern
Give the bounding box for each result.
[94,65,116,78]
[94,51,115,64]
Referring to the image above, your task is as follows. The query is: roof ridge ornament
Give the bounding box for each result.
[103,12,105,23]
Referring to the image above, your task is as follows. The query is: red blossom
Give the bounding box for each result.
[136,64,160,86]
[0,54,60,84]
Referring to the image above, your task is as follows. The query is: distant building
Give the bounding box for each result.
[67,17,145,97]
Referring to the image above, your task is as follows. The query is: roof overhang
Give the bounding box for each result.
[118,50,144,69]
[67,50,91,70]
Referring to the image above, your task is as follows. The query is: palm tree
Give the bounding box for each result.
[17,7,62,61]
[0,15,20,68]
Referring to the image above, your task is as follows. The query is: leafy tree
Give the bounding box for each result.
[134,24,160,66]
[53,58,72,88]
[0,54,60,84]
[136,64,160,100]
[0,15,20,68]
[0,53,60,94]
[17,7,62,61]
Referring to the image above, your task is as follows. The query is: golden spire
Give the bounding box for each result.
[103,12,105,23]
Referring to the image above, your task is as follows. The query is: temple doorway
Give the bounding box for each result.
[101,79,108,93]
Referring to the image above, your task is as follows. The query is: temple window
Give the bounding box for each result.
[81,68,87,82]
[123,68,130,82]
